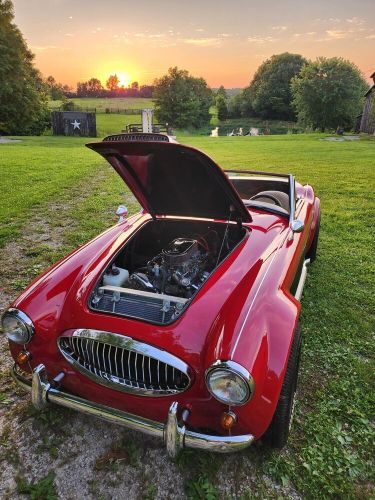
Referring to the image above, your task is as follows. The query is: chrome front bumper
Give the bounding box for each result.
[12,364,254,457]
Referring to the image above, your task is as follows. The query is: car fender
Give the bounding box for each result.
[202,209,310,439]
[11,214,146,327]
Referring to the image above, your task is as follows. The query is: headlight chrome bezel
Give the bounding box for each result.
[1,308,35,345]
[205,360,255,406]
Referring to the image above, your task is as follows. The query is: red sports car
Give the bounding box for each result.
[2,133,320,457]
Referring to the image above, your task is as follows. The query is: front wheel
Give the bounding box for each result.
[263,325,302,448]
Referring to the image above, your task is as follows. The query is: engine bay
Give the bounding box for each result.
[127,235,217,298]
[90,220,246,324]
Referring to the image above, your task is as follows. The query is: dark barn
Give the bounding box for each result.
[51,111,97,137]
[360,72,375,135]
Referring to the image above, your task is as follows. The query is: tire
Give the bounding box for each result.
[263,325,302,449]
[306,213,320,263]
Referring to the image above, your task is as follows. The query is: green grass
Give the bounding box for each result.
[1,133,374,498]
[17,471,57,499]
[0,136,105,247]
[95,113,140,137]
[48,97,155,111]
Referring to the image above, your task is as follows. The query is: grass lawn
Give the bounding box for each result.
[48,97,155,111]
[0,137,102,248]
[95,113,141,137]
[0,134,374,498]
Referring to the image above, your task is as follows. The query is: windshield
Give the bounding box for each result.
[225,170,291,217]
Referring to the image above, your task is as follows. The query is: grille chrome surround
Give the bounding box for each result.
[103,133,170,143]
[58,329,191,397]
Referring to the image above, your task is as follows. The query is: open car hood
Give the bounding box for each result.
[86,140,252,222]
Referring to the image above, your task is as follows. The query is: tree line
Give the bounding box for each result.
[154,56,367,132]
[223,52,368,131]
[76,78,154,98]
[45,75,155,100]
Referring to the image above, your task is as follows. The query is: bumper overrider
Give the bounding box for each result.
[12,364,254,457]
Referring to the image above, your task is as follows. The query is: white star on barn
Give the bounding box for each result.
[71,119,81,130]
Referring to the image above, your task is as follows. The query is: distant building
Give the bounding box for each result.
[360,72,375,134]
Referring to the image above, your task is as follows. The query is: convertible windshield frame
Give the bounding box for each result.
[224,170,296,225]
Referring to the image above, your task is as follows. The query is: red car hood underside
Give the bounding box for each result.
[86,141,252,223]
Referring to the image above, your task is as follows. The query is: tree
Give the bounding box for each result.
[215,86,228,121]
[76,81,88,96]
[77,78,103,97]
[227,93,247,118]
[106,74,119,91]
[45,75,64,100]
[153,67,213,128]
[216,85,227,99]
[87,78,103,94]
[139,85,154,98]
[0,0,50,135]
[241,53,307,120]
[291,57,368,131]
[216,96,228,121]
[61,100,75,111]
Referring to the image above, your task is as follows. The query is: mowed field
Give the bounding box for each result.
[48,97,155,111]
[0,134,374,499]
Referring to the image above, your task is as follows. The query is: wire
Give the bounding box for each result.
[216,210,232,267]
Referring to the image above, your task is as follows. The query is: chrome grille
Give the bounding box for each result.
[58,329,191,396]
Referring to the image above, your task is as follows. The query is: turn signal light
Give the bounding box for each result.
[16,350,31,365]
[220,410,237,430]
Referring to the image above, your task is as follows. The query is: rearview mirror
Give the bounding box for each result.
[116,205,128,223]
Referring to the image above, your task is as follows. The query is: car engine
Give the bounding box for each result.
[90,222,243,325]
[128,237,211,299]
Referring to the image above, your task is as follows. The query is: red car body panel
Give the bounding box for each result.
[8,140,320,441]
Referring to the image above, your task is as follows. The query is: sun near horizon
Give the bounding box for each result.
[101,71,133,87]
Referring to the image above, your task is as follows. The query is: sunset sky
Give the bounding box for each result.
[12,0,375,88]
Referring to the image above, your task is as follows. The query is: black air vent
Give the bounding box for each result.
[103,133,170,143]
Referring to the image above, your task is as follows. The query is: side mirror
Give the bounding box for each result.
[290,219,304,233]
[116,205,128,223]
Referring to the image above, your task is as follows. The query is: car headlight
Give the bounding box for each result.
[1,308,35,344]
[205,361,255,406]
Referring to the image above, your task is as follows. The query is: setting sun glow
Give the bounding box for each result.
[98,65,135,88]
[116,72,132,87]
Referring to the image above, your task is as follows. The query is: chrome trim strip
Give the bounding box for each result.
[58,329,191,397]
[12,364,254,456]
[224,169,290,178]
[294,258,311,301]
[289,174,296,225]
